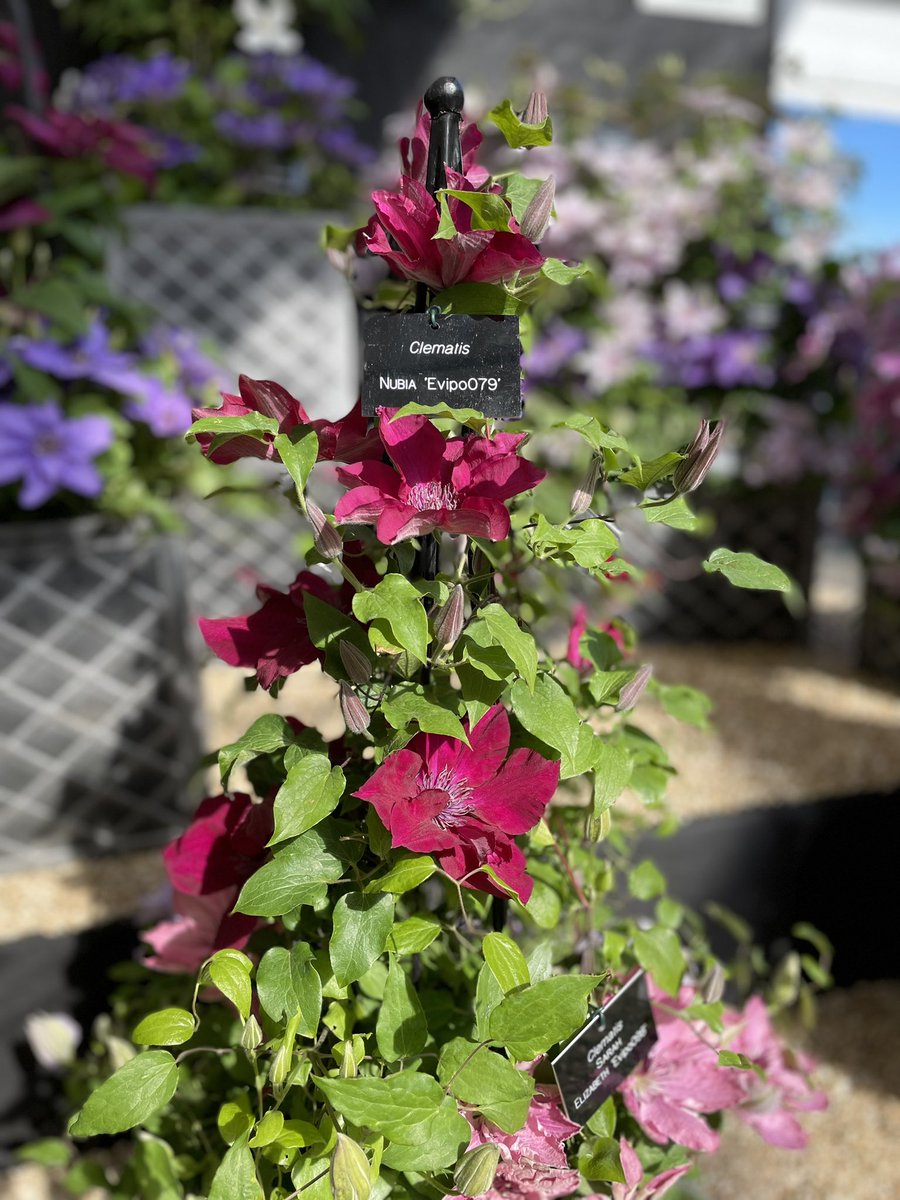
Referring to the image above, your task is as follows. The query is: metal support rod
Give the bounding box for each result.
[414,76,465,583]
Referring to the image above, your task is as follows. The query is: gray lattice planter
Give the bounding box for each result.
[106,205,358,419]
[0,517,201,872]
[618,482,822,643]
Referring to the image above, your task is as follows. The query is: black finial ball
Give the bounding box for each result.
[424,76,464,116]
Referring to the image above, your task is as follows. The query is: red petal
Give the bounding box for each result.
[470,746,559,834]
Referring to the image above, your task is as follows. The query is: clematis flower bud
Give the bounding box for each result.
[521,89,549,127]
[340,681,370,734]
[703,961,726,1004]
[241,1014,262,1055]
[432,583,465,650]
[673,419,726,494]
[270,1041,292,1088]
[24,1011,81,1072]
[570,454,604,517]
[615,664,653,712]
[330,1133,371,1200]
[453,1143,501,1197]
[519,175,556,244]
[306,498,343,559]
[339,640,373,686]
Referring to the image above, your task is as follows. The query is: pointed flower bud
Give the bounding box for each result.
[673,419,726,494]
[270,1040,292,1088]
[615,663,653,712]
[521,89,549,127]
[453,1144,501,1197]
[703,962,726,1005]
[330,1133,372,1200]
[570,454,604,517]
[340,681,370,734]
[307,498,343,559]
[339,639,373,686]
[241,1014,262,1055]
[519,175,556,243]
[432,583,465,650]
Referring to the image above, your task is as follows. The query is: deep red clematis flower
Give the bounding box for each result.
[400,103,490,188]
[0,197,51,233]
[6,105,157,184]
[163,792,275,896]
[192,374,381,466]
[355,705,560,903]
[334,410,545,544]
[199,546,377,689]
[361,167,544,291]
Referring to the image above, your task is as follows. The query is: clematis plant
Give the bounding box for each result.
[46,90,831,1200]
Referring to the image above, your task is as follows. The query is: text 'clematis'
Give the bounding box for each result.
[355,704,559,903]
[335,409,545,543]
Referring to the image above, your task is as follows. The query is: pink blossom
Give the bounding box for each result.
[335,410,544,544]
[0,197,51,232]
[6,104,157,184]
[609,1138,691,1200]
[360,167,544,291]
[143,888,259,974]
[192,375,381,466]
[620,983,744,1153]
[567,604,624,673]
[355,705,559,903]
[163,792,274,896]
[447,1087,581,1200]
[724,995,827,1149]
[200,548,377,689]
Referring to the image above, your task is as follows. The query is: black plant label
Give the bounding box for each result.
[550,970,658,1125]
[361,313,522,418]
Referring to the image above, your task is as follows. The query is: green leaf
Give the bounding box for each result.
[585,1096,616,1138]
[430,282,527,317]
[628,860,666,901]
[273,427,318,496]
[11,278,89,337]
[502,174,547,223]
[655,683,712,729]
[376,956,428,1061]
[14,1138,71,1168]
[271,754,346,844]
[69,1051,178,1137]
[381,684,469,742]
[0,156,44,205]
[187,412,279,442]
[256,944,321,1036]
[379,1097,470,1170]
[387,913,442,955]
[132,1008,196,1047]
[249,1110,285,1148]
[474,961,505,1042]
[467,604,537,691]
[438,1038,535,1133]
[330,892,394,987]
[488,975,602,1060]
[578,1136,625,1183]
[508,674,595,779]
[540,258,590,286]
[303,593,372,678]
[365,853,437,894]
[523,516,619,575]
[618,451,682,490]
[483,932,530,994]
[132,1135,184,1200]
[518,878,562,929]
[314,1072,445,1141]
[488,98,553,148]
[209,1135,263,1200]
[591,742,633,826]
[218,715,297,786]
[718,1050,755,1069]
[556,414,630,454]
[436,188,513,233]
[208,949,253,1020]
[235,828,343,917]
[641,495,700,531]
[702,548,793,592]
[218,1098,255,1146]
[353,575,430,662]
[632,928,685,996]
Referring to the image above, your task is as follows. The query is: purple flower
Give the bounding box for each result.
[67,53,190,112]
[264,54,355,106]
[315,125,376,168]
[523,323,588,383]
[10,319,147,396]
[215,110,296,150]
[146,130,202,169]
[140,325,227,392]
[124,378,194,438]
[646,331,774,390]
[0,402,113,509]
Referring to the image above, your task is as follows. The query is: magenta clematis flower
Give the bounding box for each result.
[361,167,545,291]
[0,197,51,232]
[335,410,545,544]
[620,982,744,1153]
[143,792,274,974]
[6,105,157,184]
[608,1138,691,1200]
[355,705,559,903]
[724,995,827,1149]
[192,374,381,466]
[447,1087,581,1200]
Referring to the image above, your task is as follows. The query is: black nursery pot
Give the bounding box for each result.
[621,481,821,643]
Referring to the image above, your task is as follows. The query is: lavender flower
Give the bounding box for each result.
[64,53,190,113]
[215,110,296,150]
[315,126,376,168]
[0,401,113,509]
[140,325,227,392]
[123,379,194,438]
[523,323,588,383]
[10,319,147,396]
